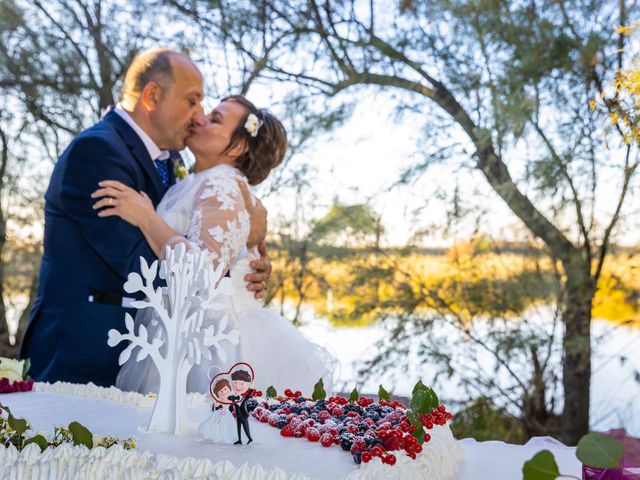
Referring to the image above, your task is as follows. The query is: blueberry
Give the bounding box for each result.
[352,452,362,464]
[297,396,306,403]
[290,406,301,414]
[268,404,280,412]
[276,419,288,429]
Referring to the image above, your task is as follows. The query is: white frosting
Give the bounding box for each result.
[32,381,210,407]
[0,443,316,480]
[344,424,463,480]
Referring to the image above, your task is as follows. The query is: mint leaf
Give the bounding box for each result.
[7,412,28,436]
[22,358,31,380]
[23,435,48,452]
[412,379,426,396]
[407,411,425,444]
[266,386,277,399]
[68,421,93,449]
[311,378,326,401]
[576,433,624,469]
[378,384,390,401]
[522,450,560,480]
[349,388,359,402]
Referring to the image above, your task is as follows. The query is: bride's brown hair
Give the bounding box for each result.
[221,95,288,185]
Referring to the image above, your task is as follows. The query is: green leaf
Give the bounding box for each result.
[378,384,390,401]
[412,379,426,396]
[266,386,277,399]
[23,435,48,452]
[407,411,425,444]
[410,380,440,414]
[349,388,359,402]
[7,413,28,436]
[68,421,93,449]
[22,358,31,380]
[522,450,560,480]
[311,378,326,401]
[576,433,624,469]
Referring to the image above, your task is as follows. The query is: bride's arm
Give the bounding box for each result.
[92,176,252,274]
[91,180,176,256]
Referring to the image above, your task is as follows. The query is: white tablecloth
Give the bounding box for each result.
[1,391,582,479]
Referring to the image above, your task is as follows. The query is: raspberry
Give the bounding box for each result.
[306,427,320,442]
[349,437,366,454]
[320,433,334,447]
[280,425,294,437]
[383,436,400,451]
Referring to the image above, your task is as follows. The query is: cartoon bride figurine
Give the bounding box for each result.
[198,378,237,444]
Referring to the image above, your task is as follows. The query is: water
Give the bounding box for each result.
[297,306,640,437]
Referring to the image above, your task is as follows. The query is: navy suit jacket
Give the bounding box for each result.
[20,110,177,386]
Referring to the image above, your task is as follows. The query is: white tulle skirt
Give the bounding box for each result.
[116,257,335,397]
[198,408,237,444]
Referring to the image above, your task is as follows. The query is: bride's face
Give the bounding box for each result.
[186,100,249,159]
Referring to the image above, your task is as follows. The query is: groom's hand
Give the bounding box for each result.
[247,241,271,299]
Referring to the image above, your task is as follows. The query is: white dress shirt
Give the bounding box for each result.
[113,104,170,161]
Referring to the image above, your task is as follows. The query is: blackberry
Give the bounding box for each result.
[339,433,355,451]
[365,412,380,422]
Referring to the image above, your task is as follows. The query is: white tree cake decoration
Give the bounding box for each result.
[107,243,239,434]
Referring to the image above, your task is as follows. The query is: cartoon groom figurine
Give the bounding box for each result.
[228,369,255,445]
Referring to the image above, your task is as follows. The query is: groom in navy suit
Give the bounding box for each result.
[19,48,271,387]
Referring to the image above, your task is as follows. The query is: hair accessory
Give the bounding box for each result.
[244,113,263,137]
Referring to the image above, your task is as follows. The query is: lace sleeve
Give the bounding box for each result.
[164,171,250,273]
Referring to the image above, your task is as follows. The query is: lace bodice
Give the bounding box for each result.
[156,164,255,273]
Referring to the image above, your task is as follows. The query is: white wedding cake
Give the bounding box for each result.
[0,381,463,480]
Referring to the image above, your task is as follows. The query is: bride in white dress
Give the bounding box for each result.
[92,95,334,396]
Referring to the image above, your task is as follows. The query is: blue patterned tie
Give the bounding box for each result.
[155,157,170,187]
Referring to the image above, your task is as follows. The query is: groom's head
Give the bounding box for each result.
[120,47,204,151]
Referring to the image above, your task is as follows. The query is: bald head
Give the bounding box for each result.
[121,47,197,103]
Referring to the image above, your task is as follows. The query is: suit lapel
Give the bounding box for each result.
[103,111,167,201]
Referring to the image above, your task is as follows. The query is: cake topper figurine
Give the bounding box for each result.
[201,362,256,445]
[198,377,237,444]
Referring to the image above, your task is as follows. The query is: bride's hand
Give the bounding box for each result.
[91,180,154,227]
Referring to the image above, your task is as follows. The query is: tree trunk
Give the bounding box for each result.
[0,206,11,358]
[560,256,595,445]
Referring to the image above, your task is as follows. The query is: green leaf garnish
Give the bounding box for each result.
[522,450,560,480]
[349,388,359,402]
[68,421,93,449]
[22,358,31,380]
[311,378,326,401]
[23,435,48,452]
[407,410,425,444]
[7,413,28,436]
[378,384,390,401]
[266,386,277,399]
[576,433,624,469]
